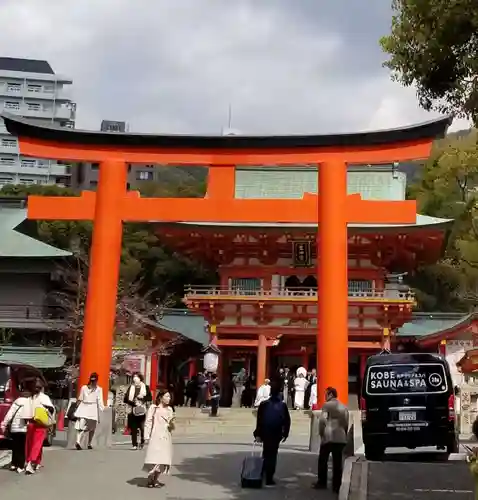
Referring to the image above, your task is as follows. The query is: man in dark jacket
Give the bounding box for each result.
[253,378,291,486]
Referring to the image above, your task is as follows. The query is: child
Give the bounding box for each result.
[143,390,175,488]
[1,391,30,473]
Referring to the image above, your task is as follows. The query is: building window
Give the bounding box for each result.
[0,177,13,186]
[1,139,16,148]
[43,85,55,93]
[137,170,153,181]
[89,180,98,188]
[4,101,20,110]
[21,160,35,168]
[231,278,261,295]
[19,178,34,185]
[0,157,15,165]
[27,103,41,111]
[6,83,21,92]
[27,84,42,93]
[91,163,99,170]
[348,279,373,295]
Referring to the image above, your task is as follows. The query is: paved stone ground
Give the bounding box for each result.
[0,436,337,500]
[367,459,474,499]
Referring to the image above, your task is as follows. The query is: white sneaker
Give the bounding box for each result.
[25,463,35,475]
[131,446,138,451]
[16,468,25,474]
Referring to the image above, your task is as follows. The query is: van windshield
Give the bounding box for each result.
[0,365,9,401]
[365,363,448,395]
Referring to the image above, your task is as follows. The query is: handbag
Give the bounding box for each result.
[67,400,80,422]
[4,404,22,439]
[34,406,50,427]
[133,404,146,417]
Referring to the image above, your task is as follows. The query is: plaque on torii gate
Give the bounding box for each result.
[3,113,451,404]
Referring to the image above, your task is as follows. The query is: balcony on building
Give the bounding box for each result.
[184,278,415,304]
[0,80,73,102]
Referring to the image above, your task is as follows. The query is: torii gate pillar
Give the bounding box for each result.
[79,160,126,391]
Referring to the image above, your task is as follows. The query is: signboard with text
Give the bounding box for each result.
[365,363,448,395]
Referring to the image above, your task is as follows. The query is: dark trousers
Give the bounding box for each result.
[128,414,145,447]
[262,438,280,483]
[210,397,219,417]
[11,432,26,469]
[318,442,345,492]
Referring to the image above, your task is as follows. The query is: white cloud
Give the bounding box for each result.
[0,0,472,134]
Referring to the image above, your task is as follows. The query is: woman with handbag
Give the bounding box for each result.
[74,372,104,450]
[124,372,152,450]
[23,378,55,475]
[0,390,30,473]
[143,390,175,488]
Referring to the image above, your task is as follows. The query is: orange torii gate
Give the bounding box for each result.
[2,113,451,404]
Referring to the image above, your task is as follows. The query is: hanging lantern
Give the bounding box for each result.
[203,344,221,373]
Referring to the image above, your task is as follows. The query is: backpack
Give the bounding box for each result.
[261,399,286,432]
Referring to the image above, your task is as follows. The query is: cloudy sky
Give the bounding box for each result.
[0,0,469,134]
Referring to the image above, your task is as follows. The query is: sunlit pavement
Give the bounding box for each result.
[0,436,337,500]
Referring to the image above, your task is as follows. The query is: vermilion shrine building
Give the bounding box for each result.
[158,163,465,393]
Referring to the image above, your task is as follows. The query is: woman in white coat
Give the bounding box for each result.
[143,390,175,488]
[74,372,104,450]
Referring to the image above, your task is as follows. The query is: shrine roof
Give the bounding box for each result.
[3,113,452,150]
[138,308,208,346]
[166,213,453,230]
[0,206,71,258]
[397,313,469,338]
[397,312,478,345]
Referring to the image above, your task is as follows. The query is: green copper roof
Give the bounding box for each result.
[0,207,71,258]
[235,166,407,201]
[397,313,472,337]
[0,346,66,368]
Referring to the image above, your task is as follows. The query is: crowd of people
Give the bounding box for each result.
[0,377,55,475]
[1,365,349,493]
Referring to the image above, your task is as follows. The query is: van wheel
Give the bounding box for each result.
[364,445,384,461]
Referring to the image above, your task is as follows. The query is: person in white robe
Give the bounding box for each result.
[74,372,104,450]
[143,390,175,488]
[294,368,309,410]
[254,379,271,407]
[308,382,318,410]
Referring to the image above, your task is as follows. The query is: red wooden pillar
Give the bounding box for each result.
[439,339,446,356]
[257,334,267,384]
[150,352,158,398]
[301,349,309,370]
[188,358,195,379]
[79,159,126,403]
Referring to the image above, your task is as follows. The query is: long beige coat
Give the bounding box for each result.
[143,405,174,470]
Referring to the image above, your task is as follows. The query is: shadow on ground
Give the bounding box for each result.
[127,448,337,499]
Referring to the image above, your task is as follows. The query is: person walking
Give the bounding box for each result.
[1,390,30,473]
[143,390,175,488]
[314,386,349,494]
[74,372,104,450]
[209,374,221,417]
[254,378,271,408]
[253,378,291,487]
[23,378,55,475]
[124,372,152,450]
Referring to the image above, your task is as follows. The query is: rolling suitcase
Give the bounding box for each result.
[241,443,263,488]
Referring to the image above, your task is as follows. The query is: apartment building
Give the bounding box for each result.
[0,57,76,188]
[72,120,162,191]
